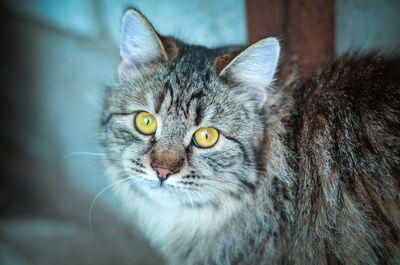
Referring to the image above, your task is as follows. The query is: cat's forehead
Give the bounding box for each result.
[165,46,223,90]
[111,45,242,123]
[134,47,228,103]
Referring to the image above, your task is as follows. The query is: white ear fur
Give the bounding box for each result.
[219,38,281,105]
[119,9,167,75]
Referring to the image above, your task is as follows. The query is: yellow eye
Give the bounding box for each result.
[134,112,157,135]
[193,127,219,148]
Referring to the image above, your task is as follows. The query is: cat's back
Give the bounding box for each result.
[302,55,400,114]
[291,55,400,264]
[299,55,400,168]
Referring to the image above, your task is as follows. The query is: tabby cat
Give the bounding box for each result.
[100,9,400,265]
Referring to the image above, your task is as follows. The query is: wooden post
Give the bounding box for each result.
[246,0,335,80]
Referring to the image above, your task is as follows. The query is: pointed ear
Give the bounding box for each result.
[119,9,177,76]
[215,38,280,106]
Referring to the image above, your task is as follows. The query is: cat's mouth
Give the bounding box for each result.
[127,170,219,206]
[130,171,186,192]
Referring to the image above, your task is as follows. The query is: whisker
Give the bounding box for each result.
[185,189,197,244]
[62,152,106,161]
[208,178,241,188]
[62,152,125,165]
[225,239,232,265]
[88,176,133,236]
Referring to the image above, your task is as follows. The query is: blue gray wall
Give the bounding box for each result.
[336,0,400,55]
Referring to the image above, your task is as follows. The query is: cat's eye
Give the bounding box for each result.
[193,127,219,148]
[134,111,157,135]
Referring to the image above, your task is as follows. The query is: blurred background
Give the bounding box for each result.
[0,0,399,264]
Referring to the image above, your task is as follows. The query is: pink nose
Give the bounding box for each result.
[153,167,174,181]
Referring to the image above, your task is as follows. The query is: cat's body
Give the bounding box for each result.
[100,9,400,264]
[290,55,400,264]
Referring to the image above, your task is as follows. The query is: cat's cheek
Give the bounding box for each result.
[141,170,158,182]
[163,168,190,185]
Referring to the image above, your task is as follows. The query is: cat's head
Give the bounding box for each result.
[100,9,280,208]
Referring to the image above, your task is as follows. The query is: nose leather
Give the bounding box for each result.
[153,166,174,182]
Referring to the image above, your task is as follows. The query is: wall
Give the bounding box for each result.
[336,0,400,55]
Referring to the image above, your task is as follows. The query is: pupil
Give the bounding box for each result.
[145,118,150,125]
[205,131,209,139]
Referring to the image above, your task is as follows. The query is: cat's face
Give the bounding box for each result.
[100,9,280,208]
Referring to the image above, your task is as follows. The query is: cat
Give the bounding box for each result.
[100,8,400,265]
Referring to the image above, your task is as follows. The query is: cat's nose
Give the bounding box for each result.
[152,166,174,183]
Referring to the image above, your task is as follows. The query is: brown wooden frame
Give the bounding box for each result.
[246,0,335,80]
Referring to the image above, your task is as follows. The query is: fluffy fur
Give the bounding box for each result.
[100,9,400,265]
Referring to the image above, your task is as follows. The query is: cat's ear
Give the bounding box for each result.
[119,9,177,76]
[215,38,280,106]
